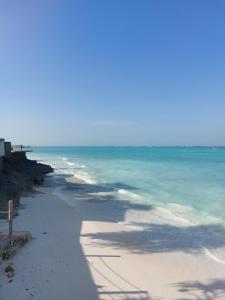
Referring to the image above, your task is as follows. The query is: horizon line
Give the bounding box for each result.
[28,145,225,148]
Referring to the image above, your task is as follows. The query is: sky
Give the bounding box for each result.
[0,0,225,146]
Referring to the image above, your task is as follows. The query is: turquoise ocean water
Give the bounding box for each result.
[28,147,225,227]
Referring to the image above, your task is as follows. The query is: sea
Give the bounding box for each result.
[28,146,225,261]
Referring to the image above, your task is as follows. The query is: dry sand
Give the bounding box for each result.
[0,174,225,300]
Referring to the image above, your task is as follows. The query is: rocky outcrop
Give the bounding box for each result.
[0,152,53,214]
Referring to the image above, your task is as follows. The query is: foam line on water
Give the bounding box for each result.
[67,161,75,166]
[62,157,68,161]
[118,189,141,200]
[55,169,75,175]
[73,171,96,184]
[202,245,225,266]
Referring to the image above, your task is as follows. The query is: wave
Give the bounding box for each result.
[117,191,196,226]
[66,161,86,169]
[118,189,141,200]
[67,161,75,166]
[55,169,75,175]
[55,165,95,184]
[79,165,87,169]
[32,153,225,266]
[38,155,94,184]
[202,246,225,266]
[73,171,96,184]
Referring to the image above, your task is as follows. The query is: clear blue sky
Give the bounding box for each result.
[0,0,225,146]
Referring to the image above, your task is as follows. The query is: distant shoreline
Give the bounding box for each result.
[29,145,225,148]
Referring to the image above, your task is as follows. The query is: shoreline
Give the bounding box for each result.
[29,150,225,229]
[60,172,225,267]
[1,172,225,299]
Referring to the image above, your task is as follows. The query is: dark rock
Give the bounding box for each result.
[0,152,53,212]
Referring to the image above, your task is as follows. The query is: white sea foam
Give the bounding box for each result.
[167,202,193,212]
[42,161,56,169]
[79,165,87,169]
[67,161,76,166]
[202,246,225,266]
[73,171,96,184]
[125,201,219,228]
[55,164,96,184]
[117,190,195,227]
[29,147,225,268]
[55,169,75,176]
[39,155,95,184]
[118,189,141,200]
[154,206,194,225]
[123,205,192,227]
[66,161,86,169]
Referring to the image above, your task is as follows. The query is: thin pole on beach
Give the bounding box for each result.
[8,200,13,246]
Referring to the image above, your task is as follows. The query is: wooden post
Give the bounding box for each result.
[8,200,13,246]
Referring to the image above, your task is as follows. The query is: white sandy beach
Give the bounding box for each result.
[1,174,225,300]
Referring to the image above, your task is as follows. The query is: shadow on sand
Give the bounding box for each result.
[55,173,153,223]
[46,174,225,300]
[56,177,225,256]
[81,222,225,254]
[174,278,225,300]
[48,174,157,300]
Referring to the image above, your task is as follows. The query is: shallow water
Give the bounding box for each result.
[28,146,225,262]
[29,147,225,226]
